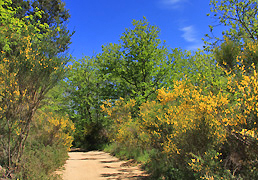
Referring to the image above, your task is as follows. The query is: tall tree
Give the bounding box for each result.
[8,0,73,57]
[166,48,226,94]
[0,0,70,177]
[206,0,258,69]
[206,0,258,46]
[30,0,72,55]
[97,17,170,104]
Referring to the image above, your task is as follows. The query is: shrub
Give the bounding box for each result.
[101,42,258,180]
[14,110,75,179]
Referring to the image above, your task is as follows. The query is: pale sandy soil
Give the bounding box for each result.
[56,151,149,180]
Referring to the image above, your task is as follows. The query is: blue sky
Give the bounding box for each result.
[64,0,217,60]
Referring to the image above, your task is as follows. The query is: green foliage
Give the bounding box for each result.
[16,144,67,180]
[65,57,108,150]
[0,0,72,178]
[101,41,258,179]
[97,17,170,104]
[188,149,233,180]
[168,49,226,92]
[214,37,241,70]
[10,0,73,55]
[206,0,258,48]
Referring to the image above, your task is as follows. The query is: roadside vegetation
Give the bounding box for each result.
[0,0,74,179]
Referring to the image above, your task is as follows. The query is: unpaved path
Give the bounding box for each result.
[56,151,149,180]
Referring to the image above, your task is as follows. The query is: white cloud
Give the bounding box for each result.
[163,0,181,5]
[160,0,187,9]
[180,26,197,42]
[180,25,203,51]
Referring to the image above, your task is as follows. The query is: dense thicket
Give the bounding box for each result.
[0,0,74,179]
[64,57,108,150]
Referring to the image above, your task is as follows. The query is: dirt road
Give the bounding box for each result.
[56,151,148,180]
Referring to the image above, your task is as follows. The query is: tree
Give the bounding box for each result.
[0,0,70,177]
[206,0,258,47]
[163,48,227,94]
[6,0,73,57]
[206,0,258,70]
[30,0,72,55]
[97,17,170,104]
[65,57,108,149]
[213,37,241,70]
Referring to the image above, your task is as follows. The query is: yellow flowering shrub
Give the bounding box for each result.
[187,42,258,179]
[101,98,138,144]
[101,42,258,179]
[138,81,234,171]
[227,62,258,132]
[32,110,75,151]
[0,3,68,175]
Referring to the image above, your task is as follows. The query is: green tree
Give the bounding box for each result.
[6,0,73,57]
[0,0,70,177]
[206,0,258,46]
[164,48,226,94]
[30,0,72,55]
[97,17,170,104]
[65,57,108,150]
[8,0,30,19]
[206,0,258,70]
[213,37,241,70]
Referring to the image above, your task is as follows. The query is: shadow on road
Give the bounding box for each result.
[99,154,150,180]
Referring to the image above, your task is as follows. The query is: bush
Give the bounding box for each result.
[102,74,258,179]
[13,110,75,179]
[101,42,258,179]
[16,144,67,180]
